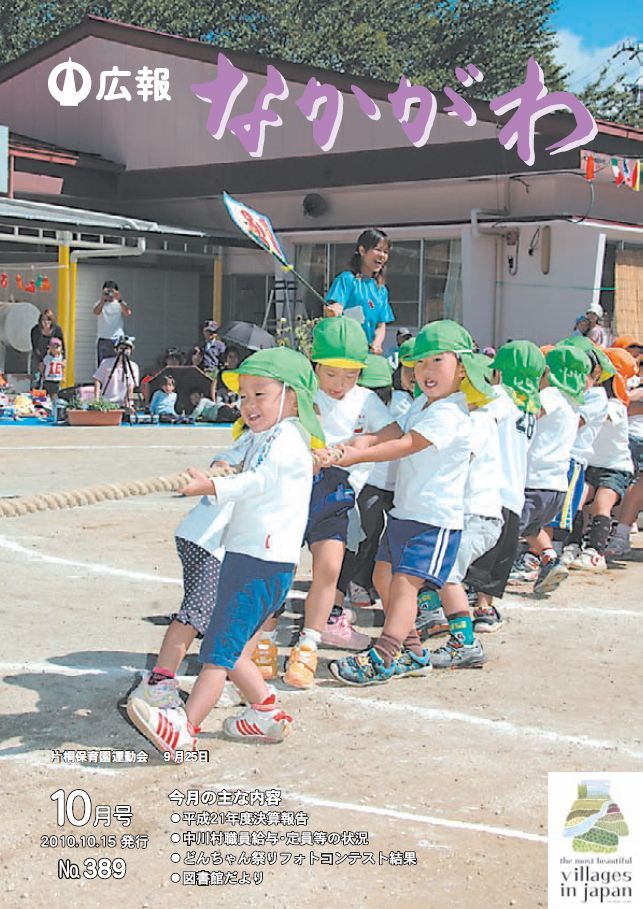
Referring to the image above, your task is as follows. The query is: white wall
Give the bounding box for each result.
[461,228,496,347]
[74,263,200,383]
[498,223,606,345]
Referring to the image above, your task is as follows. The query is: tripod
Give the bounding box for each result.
[103,346,137,408]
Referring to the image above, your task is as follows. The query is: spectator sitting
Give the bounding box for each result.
[202,321,226,371]
[186,345,205,368]
[149,375,179,420]
[216,346,242,404]
[164,348,182,368]
[189,389,239,424]
[93,338,140,409]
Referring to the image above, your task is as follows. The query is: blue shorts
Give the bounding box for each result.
[548,459,586,531]
[304,466,355,546]
[376,516,461,587]
[199,553,295,670]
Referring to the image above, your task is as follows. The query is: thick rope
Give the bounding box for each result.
[0,466,238,518]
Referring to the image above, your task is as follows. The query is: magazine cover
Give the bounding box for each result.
[0,2,641,907]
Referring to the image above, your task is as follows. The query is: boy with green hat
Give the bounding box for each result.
[284,318,392,688]
[547,337,613,564]
[127,347,320,757]
[464,341,545,631]
[509,344,591,594]
[327,320,488,685]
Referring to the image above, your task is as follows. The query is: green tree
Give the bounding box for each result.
[579,64,641,129]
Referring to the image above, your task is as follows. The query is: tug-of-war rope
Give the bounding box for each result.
[0,466,239,518]
[0,449,345,518]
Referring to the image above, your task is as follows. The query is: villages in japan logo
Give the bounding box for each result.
[558,779,633,906]
[47,53,597,167]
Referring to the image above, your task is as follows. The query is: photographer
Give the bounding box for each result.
[93,337,140,408]
[93,280,133,365]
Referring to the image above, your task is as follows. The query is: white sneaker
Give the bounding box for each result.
[222,692,292,743]
[605,535,632,560]
[569,547,607,571]
[126,698,198,759]
[216,681,276,708]
[128,672,183,710]
[561,543,581,566]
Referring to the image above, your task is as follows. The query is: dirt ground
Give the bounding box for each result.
[0,425,641,909]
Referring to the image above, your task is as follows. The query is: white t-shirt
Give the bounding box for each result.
[571,386,609,466]
[211,430,253,467]
[482,386,534,516]
[526,387,579,492]
[465,410,503,519]
[96,300,126,341]
[391,392,471,530]
[316,384,391,492]
[367,390,414,491]
[42,353,65,384]
[589,399,634,472]
[213,418,313,563]
[93,356,140,404]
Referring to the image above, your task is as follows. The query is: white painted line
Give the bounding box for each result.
[0,533,181,585]
[0,752,120,774]
[191,780,546,844]
[0,444,225,452]
[324,690,643,761]
[0,661,139,677]
[501,600,642,619]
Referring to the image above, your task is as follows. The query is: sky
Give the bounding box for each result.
[551,0,639,90]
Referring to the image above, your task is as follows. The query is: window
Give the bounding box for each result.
[422,240,462,324]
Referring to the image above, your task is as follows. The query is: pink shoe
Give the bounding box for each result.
[321,613,371,650]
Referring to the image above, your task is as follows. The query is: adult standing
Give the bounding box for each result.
[93,280,132,365]
[30,309,65,384]
[324,228,395,355]
[93,338,140,408]
[585,303,606,346]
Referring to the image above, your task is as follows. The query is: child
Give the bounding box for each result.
[189,389,238,424]
[149,375,178,419]
[126,428,255,714]
[324,229,395,354]
[41,337,65,404]
[568,348,636,571]
[328,320,492,685]
[552,337,614,564]
[127,347,322,756]
[283,318,391,689]
[428,356,504,667]
[463,341,546,632]
[510,345,591,593]
[340,341,416,608]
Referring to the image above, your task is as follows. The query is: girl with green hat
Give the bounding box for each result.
[284,318,392,689]
[509,345,591,594]
[324,320,480,686]
[339,348,415,611]
[463,340,545,630]
[547,339,613,565]
[127,346,320,756]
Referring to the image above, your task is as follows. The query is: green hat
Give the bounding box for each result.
[311,317,368,368]
[556,335,615,384]
[492,341,546,413]
[398,338,415,366]
[222,347,325,448]
[545,345,591,403]
[358,354,393,389]
[406,320,494,399]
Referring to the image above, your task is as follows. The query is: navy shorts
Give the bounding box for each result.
[376,515,461,586]
[199,552,295,670]
[628,435,643,475]
[585,466,633,503]
[519,489,566,537]
[548,459,586,532]
[304,466,355,546]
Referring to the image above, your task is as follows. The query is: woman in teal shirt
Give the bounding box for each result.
[324,229,395,354]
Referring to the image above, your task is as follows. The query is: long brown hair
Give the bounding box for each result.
[38,309,58,331]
